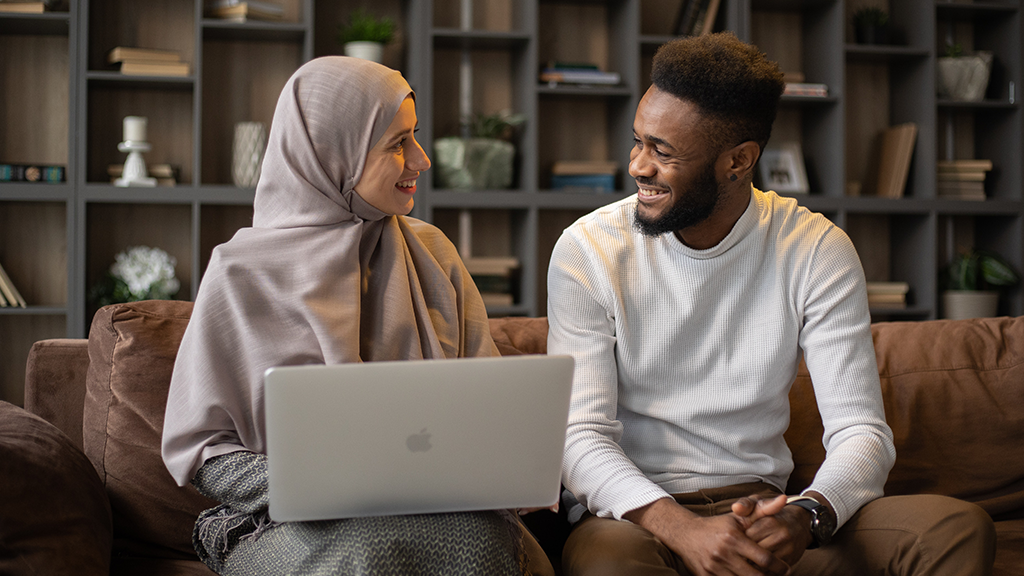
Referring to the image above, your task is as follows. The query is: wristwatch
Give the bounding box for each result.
[785,495,836,549]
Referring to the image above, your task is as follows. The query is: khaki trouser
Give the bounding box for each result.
[562,482,996,576]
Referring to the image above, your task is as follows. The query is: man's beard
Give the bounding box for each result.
[633,160,721,237]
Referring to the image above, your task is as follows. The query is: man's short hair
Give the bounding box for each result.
[651,32,785,155]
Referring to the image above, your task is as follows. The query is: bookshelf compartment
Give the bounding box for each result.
[0,201,68,307]
[434,0,519,31]
[0,315,66,406]
[938,213,1023,317]
[199,203,253,275]
[0,34,69,168]
[200,38,302,186]
[87,0,195,73]
[86,84,194,184]
[846,212,935,314]
[85,202,193,324]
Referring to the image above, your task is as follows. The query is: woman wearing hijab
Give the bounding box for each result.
[161,57,548,575]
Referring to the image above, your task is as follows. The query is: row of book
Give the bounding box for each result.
[550,160,617,192]
[0,261,26,308]
[0,164,65,183]
[539,63,620,87]
[937,159,992,201]
[866,281,910,310]
[784,83,828,98]
[464,256,519,308]
[0,0,65,14]
[207,0,284,22]
[672,0,723,37]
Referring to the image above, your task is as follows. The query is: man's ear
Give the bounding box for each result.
[719,141,761,181]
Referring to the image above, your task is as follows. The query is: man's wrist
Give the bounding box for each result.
[785,495,836,548]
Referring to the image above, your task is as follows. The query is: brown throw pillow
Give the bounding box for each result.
[0,401,112,575]
[82,300,218,564]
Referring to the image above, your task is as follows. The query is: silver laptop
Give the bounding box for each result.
[264,355,574,522]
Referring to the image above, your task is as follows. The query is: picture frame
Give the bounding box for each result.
[758,142,809,194]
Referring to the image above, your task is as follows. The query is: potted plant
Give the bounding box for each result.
[853,7,889,45]
[937,42,993,102]
[941,248,1019,319]
[337,9,395,64]
[88,246,181,308]
[433,110,526,191]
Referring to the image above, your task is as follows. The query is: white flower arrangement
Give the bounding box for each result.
[89,245,180,306]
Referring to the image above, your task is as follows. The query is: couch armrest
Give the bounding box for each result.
[24,338,90,451]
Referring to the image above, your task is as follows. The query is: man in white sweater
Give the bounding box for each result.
[548,32,995,576]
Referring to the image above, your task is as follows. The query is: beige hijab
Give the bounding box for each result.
[162,57,497,486]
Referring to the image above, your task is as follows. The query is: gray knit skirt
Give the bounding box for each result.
[191,451,526,575]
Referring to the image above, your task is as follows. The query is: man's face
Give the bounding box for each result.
[629,86,722,237]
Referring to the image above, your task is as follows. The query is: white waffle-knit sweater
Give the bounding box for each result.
[547,187,895,529]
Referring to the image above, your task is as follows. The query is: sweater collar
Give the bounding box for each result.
[662,185,761,259]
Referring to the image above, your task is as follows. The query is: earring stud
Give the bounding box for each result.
[729,174,738,182]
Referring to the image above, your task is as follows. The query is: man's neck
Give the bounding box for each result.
[674,184,752,250]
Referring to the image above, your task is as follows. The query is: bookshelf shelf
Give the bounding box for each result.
[2,0,1022,406]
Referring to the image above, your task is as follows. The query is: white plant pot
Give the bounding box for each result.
[936,52,993,102]
[942,290,999,320]
[344,41,384,63]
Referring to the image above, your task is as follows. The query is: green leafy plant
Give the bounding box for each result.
[337,9,396,45]
[943,249,1020,291]
[944,42,965,58]
[467,110,527,141]
[853,7,888,27]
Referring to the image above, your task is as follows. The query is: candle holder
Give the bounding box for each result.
[115,116,157,187]
[115,140,157,187]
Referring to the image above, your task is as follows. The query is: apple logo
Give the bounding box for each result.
[406,428,432,452]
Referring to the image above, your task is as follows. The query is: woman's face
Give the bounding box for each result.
[354,96,430,216]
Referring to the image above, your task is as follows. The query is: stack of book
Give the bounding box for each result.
[784,82,828,97]
[550,160,617,192]
[108,163,179,186]
[539,62,620,87]
[0,0,63,13]
[206,0,284,21]
[866,281,910,310]
[0,261,27,308]
[464,256,519,308]
[108,47,189,77]
[673,0,722,36]
[937,159,992,201]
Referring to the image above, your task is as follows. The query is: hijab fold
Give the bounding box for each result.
[162,57,497,486]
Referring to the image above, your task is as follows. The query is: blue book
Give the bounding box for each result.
[551,174,615,192]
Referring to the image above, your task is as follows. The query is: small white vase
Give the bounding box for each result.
[344,41,384,63]
[232,121,266,188]
[936,52,993,102]
[942,290,999,320]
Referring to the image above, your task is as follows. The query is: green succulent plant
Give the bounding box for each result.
[337,9,396,45]
[467,110,526,141]
[853,7,888,27]
[944,249,1020,291]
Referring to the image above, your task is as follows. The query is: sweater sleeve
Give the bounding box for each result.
[547,230,673,521]
[797,227,896,529]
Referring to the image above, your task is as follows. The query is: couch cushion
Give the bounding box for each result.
[82,300,218,566]
[785,316,1024,522]
[489,316,549,356]
[24,338,90,450]
[0,400,112,575]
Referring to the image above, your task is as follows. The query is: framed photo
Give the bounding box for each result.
[758,142,809,194]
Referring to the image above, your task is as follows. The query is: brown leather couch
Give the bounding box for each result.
[2,299,1023,575]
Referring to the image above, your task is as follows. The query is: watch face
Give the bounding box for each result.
[811,507,836,546]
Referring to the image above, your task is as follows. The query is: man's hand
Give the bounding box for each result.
[624,498,790,576]
[731,494,815,568]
